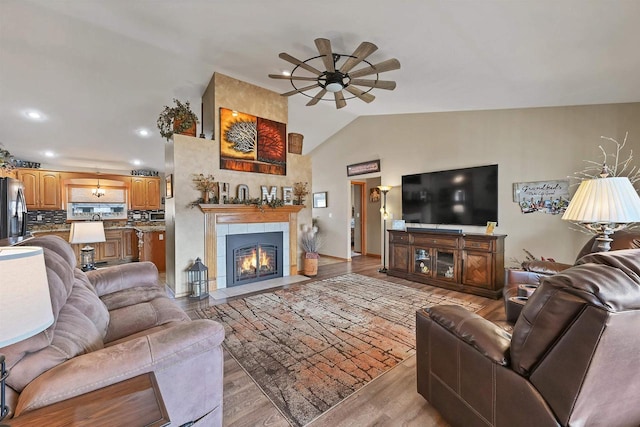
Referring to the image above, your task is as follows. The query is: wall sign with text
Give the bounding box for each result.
[513,179,570,215]
[346,160,380,177]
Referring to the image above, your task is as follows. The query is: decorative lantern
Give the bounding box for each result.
[188,257,209,299]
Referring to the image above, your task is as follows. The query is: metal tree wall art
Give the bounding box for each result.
[219,107,286,175]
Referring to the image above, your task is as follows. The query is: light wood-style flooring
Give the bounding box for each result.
[175,256,508,427]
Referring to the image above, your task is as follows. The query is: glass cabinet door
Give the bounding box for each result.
[414,248,432,275]
[434,249,456,281]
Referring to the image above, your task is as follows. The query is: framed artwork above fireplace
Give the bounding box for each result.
[219,107,287,175]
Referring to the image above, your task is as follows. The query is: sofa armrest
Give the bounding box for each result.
[86,262,159,296]
[425,305,512,365]
[522,260,572,276]
[14,319,224,416]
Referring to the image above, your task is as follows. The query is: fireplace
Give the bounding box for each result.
[226,232,283,287]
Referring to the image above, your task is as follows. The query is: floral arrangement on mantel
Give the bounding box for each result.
[157,99,199,141]
[293,181,309,205]
[192,173,216,203]
[192,173,216,192]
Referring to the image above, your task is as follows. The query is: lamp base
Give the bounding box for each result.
[595,235,613,252]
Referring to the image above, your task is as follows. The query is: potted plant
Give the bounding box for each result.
[300,223,321,276]
[157,99,199,141]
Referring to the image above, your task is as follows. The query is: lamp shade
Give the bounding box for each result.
[69,221,106,244]
[0,246,53,347]
[562,177,640,223]
[377,185,392,193]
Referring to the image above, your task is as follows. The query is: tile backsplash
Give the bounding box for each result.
[27,209,165,229]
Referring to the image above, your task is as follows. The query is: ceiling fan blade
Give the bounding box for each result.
[339,41,378,74]
[281,83,320,97]
[348,58,401,78]
[268,74,318,81]
[344,86,375,103]
[306,88,328,106]
[314,38,335,72]
[350,79,396,90]
[334,92,347,109]
[278,53,322,75]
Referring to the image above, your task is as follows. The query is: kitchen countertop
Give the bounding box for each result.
[29,222,166,234]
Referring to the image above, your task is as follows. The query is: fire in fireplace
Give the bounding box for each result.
[226,232,283,287]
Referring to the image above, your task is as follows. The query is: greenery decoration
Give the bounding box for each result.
[157,99,199,141]
[0,144,15,171]
[188,196,286,212]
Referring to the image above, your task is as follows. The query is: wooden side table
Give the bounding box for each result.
[6,373,170,427]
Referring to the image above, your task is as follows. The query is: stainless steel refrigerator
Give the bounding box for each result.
[0,177,28,240]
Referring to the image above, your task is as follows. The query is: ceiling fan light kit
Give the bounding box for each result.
[269,38,400,109]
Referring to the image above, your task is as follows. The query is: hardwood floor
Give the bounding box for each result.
[175,255,508,427]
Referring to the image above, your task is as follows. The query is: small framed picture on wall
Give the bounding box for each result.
[166,174,173,199]
[313,192,328,208]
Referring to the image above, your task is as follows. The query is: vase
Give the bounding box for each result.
[202,191,210,203]
[303,252,319,276]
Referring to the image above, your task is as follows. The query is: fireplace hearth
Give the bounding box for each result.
[226,232,283,287]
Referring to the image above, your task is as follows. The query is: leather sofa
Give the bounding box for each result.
[504,229,640,322]
[1,235,225,426]
[416,248,640,426]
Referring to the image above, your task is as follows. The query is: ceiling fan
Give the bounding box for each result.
[269,38,401,109]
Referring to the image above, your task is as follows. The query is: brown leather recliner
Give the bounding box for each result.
[416,249,640,427]
[503,229,640,322]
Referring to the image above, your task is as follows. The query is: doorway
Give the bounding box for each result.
[351,182,365,256]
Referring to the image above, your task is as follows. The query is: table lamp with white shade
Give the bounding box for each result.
[69,221,106,271]
[0,246,53,421]
[562,176,640,251]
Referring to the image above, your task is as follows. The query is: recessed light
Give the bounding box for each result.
[282,70,291,76]
[136,129,150,137]
[132,159,142,166]
[44,151,54,157]
[24,110,45,121]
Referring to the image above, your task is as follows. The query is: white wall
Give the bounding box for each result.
[310,103,640,266]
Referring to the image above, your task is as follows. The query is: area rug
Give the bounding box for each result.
[196,273,484,426]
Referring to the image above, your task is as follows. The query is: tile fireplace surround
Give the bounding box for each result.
[198,204,305,290]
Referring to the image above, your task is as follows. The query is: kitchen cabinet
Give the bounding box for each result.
[130,177,161,210]
[138,230,165,272]
[388,230,506,299]
[123,228,138,261]
[99,229,122,262]
[0,168,17,178]
[17,169,62,210]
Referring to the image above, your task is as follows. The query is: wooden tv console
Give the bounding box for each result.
[387,229,505,299]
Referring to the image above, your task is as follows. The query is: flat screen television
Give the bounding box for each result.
[401,165,498,226]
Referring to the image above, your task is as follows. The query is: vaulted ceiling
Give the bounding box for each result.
[1,0,639,173]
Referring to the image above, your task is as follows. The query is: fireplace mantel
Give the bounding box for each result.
[199,204,305,289]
